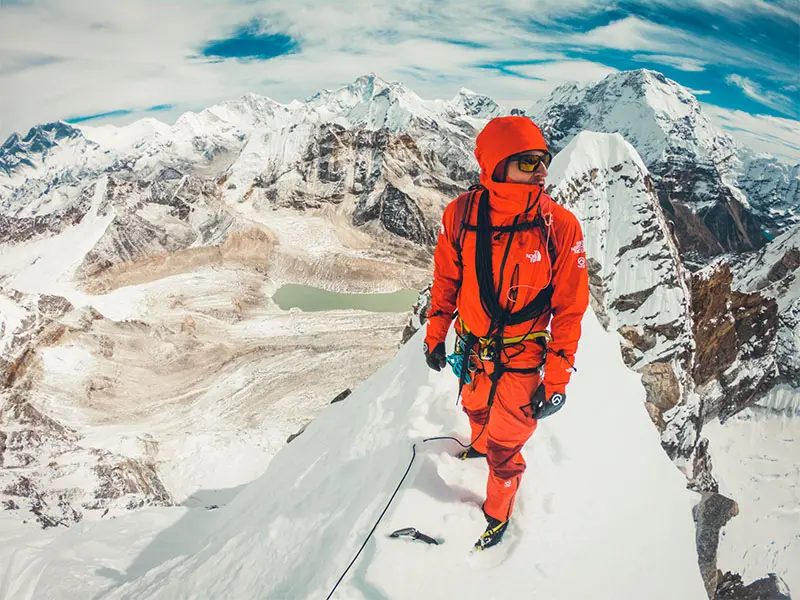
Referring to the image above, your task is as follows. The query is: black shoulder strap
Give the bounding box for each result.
[454,187,479,267]
[473,187,554,335]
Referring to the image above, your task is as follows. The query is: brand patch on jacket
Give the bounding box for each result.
[571,240,585,254]
[577,256,586,269]
[525,250,542,263]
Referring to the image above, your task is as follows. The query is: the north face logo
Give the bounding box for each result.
[526,250,542,263]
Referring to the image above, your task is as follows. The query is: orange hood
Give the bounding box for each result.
[474,116,550,218]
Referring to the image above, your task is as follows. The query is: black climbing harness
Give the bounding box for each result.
[461,185,555,410]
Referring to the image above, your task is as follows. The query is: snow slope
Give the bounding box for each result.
[0,308,707,599]
[704,405,799,595]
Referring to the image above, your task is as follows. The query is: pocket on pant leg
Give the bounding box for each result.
[460,369,491,414]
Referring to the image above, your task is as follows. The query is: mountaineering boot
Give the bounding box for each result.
[457,446,487,460]
[474,514,509,550]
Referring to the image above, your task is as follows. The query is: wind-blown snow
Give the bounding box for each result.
[0,309,707,599]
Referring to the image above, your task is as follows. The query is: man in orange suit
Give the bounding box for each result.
[424,116,589,550]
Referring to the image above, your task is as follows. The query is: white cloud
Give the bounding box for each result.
[574,15,797,84]
[725,74,795,114]
[688,88,711,96]
[703,103,800,163]
[573,16,687,53]
[0,0,593,139]
[649,0,799,25]
[513,60,618,84]
[0,0,623,139]
[0,0,796,148]
[631,54,706,72]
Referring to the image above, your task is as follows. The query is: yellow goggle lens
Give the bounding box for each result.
[517,153,551,172]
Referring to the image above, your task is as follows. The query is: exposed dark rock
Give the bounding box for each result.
[692,266,739,386]
[694,491,739,598]
[763,247,800,288]
[610,285,658,313]
[689,438,719,494]
[618,325,657,356]
[640,361,681,413]
[91,459,172,509]
[287,423,309,444]
[650,320,687,342]
[353,183,436,245]
[700,194,765,255]
[0,185,94,243]
[716,572,792,600]
[0,394,78,444]
[330,389,352,404]
[3,475,82,528]
[1,390,171,525]
[656,170,765,262]
[690,264,780,420]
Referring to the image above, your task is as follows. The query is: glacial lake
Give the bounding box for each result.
[272,283,419,313]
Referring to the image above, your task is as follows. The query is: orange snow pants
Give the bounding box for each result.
[460,344,542,522]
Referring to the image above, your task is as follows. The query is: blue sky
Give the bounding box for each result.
[0,0,798,159]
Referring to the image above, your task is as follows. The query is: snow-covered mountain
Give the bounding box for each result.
[534,69,798,261]
[1,74,499,249]
[1,70,798,599]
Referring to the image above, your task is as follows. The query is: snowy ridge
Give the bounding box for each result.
[549,132,691,368]
[306,74,434,131]
[0,75,501,261]
[0,310,707,600]
[548,132,698,464]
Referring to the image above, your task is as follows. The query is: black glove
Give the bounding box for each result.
[424,342,447,371]
[530,384,566,420]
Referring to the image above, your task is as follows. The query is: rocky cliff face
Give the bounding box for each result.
[0,290,173,527]
[1,391,173,528]
[547,131,798,599]
[75,171,236,283]
[728,226,800,407]
[690,264,781,421]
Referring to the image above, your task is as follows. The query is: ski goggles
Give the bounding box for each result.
[515,151,552,173]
